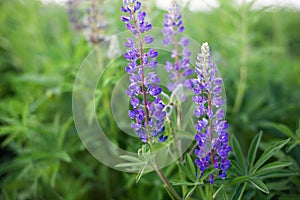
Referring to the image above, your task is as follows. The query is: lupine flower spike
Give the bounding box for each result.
[67,0,107,44]
[162,0,193,101]
[190,42,231,184]
[121,0,168,143]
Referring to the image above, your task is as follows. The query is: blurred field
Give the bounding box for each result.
[0,0,299,199]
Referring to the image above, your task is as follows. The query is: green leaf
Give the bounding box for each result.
[114,161,147,168]
[231,182,247,200]
[287,143,298,152]
[230,135,246,174]
[53,151,72,162]
[221,187,229,200]
[186,154,196,176]
[254,161,292,175]
[255,169,296,179]
[229,160,244,176]
[279,195,300,200]
[262,122,296,140]
[201,167,216,182]
[231,175,251,184]
[184,185,197,200]
[213,185,224,199]
[136,162,148,183]
[247,131,262,173]
[250,179,269,194]
[252,138,290,173]
[58,117,73,148]
[178,162,196,182]
[171,180,202,186]
[120,155,144,163]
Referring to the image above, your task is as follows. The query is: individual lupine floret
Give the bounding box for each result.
[162,0,193,100]
[189,42,231,184]
[121,0,167,143]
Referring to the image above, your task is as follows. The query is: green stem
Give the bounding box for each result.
[210,184,214,200]
[155,166,182,200]
[232,0,248,115]
[148,134,181,200]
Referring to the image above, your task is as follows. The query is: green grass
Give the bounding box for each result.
[0,0,299,199]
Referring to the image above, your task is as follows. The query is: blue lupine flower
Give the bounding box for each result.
[162,1,193,100]
[190,42,231,184]
[121,0,167,143]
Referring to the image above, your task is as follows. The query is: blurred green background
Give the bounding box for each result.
[0,0,299,199]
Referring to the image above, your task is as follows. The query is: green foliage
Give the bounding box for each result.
[168,133,294,199]
[0,0,299,199]
[228,133,293,198]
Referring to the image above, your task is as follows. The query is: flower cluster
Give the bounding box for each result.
[162,0,193,99]
[121,0,167,143]
[189,42,231,183]
[67,0,107,44]
[67,0,82,30]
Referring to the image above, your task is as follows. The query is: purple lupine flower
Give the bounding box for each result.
[121,0,167,143]
[190,42,231,184]
[162,1,192,100]
[67,0,83,30]
[67,0,107,44]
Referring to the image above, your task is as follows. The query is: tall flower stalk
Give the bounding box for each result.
[162,0,192,96]
[190,42,231,184]
[121,2,181,199]
[121,0,167,144]
[162,0,192,160]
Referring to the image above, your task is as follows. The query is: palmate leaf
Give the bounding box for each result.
[229,132,292,199]
[178,162,196,182]
[251,138,290,174]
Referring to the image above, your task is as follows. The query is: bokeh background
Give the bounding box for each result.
[0,0,299,199]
